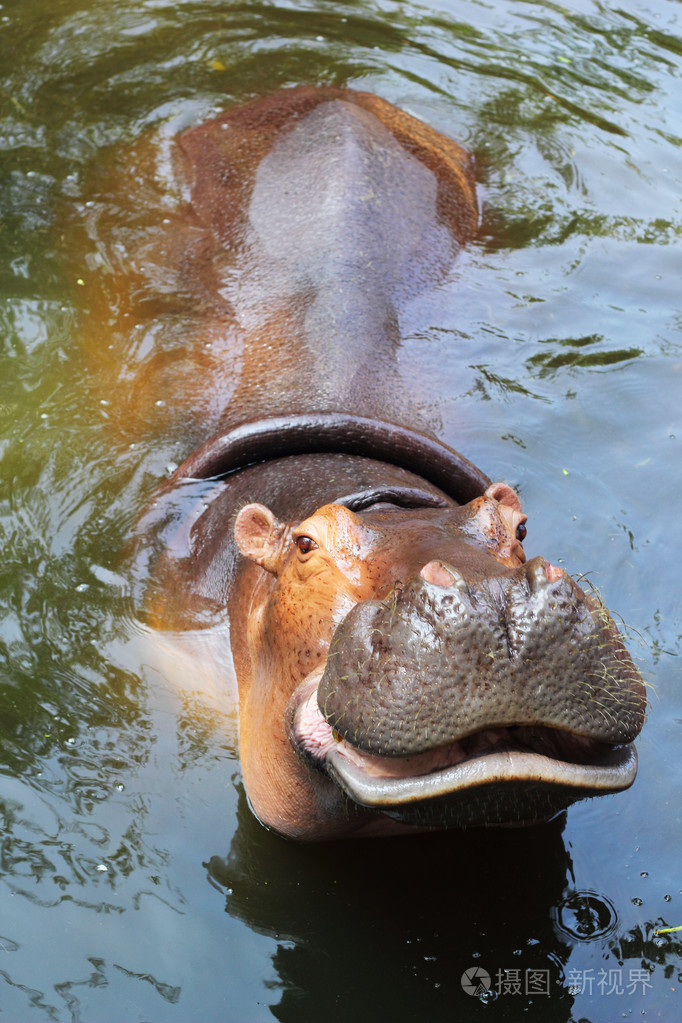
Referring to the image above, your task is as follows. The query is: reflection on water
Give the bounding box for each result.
[0,0,680,1019]
[526,334,643,374]
[209,793,576,1021]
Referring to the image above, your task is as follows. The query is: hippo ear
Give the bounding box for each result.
[484,482,523,512]
[234,503,285,574]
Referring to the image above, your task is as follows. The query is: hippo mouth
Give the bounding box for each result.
[286,556,646,829]
[288,674,638,828]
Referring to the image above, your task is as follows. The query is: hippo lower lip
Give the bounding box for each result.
[287,677,638,828]
[326,740,638,828]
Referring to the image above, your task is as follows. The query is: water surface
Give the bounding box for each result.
[0,1,680,1020]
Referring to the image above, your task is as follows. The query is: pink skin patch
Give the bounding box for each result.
[291,671,337,761]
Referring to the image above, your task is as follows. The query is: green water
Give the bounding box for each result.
[0,1,680,1020]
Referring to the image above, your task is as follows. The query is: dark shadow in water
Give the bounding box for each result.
[206,787,577,1022]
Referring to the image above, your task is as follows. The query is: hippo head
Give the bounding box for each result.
[233,481,646,839]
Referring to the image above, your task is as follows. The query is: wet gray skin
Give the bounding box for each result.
[312,556,646,827]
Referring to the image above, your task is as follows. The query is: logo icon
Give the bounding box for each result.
[461,966,492,996]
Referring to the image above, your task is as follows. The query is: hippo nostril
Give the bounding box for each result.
[420,561,457,587]
[525,556,563,591]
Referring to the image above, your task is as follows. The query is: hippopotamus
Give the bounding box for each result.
[117,86,646,840]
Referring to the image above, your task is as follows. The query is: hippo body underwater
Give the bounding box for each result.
[115,87,645,840]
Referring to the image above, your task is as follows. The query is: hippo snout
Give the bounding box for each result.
[316,556,646,758]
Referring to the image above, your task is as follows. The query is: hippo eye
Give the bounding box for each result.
[516,522,527,542]
[294,535,318,555]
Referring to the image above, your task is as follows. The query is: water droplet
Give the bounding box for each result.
[632,898,643,907]
[96,864,108,872]
[75,583,89,593]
